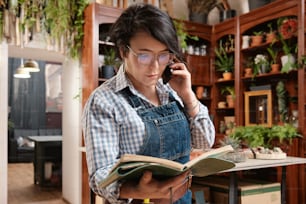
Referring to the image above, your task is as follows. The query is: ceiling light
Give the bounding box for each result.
[13,66,31,79]
[23,59,40,72]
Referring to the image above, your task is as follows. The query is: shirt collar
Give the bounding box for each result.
[114,64,173,105]
[114,64,130,93]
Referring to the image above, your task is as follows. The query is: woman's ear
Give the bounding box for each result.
[119,46,127,59]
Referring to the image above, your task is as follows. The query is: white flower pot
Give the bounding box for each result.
[281,54,296,73]
[242,35,250,49]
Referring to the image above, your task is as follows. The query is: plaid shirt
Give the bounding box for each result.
[82,66,215,203]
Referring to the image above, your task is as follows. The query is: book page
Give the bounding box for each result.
[184,145,234,169]
[111,154,184,173]
[111,145,233,173]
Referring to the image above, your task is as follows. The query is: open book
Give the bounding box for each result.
[99,145,235,188]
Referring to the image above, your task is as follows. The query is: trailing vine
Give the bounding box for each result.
[0,0,88,59]
[68,0,88,58]
[173,19,198,50]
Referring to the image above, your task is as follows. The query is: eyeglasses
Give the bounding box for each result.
[126,45,174,66]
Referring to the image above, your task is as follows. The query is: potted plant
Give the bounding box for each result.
[254,54,270,75]
[0,0,88,58]
[229,125,269,148]
[221,86,235,108]
[173,20,198,51]
[265,22,277,43]
[269,124,302,146]
[278,17,298,73]
[229,124,301,150]
[215,40,234,80]
[251,31,264,46]
[279,38,297,73]
[100,47,120,79]
[243,57,254,77]
[187,0,218,24]
[219,136,247,163]
[267,42,280,73]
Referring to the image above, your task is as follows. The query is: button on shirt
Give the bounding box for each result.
[82,66,215,203]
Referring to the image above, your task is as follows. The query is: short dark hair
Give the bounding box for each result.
[109,3,183,61]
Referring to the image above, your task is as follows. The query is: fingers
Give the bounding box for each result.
[134,170,192,202]
[168,63,191,84]
[139,170,153,186]
[163,171,189,186]
[171,174,192,202]
[169,62,188,71]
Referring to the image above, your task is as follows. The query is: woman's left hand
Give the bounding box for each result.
[167,62,194,100]
[167,62,199,117]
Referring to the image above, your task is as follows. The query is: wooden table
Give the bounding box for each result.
[221,156,306,204]
[28,136,62,187]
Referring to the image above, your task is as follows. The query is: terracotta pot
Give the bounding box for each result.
[266,32,276,43]
[244,68,253,77]
[251,35,263,46]
[196,86,204,99]
[270,64,280,73]
[223,72,233,80]
[226,95,235,108]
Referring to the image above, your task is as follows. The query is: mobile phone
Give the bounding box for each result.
[162,64,173,84]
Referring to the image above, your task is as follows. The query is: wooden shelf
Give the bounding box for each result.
[98,40,115,46]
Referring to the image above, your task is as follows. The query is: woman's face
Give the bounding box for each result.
[123,31,172,89]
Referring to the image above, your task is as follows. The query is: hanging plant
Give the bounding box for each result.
[173,19,198,50]
[44,0,88,58]
[68,0,88,58]
[0,0,88,59]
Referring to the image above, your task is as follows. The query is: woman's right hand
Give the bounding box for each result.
[119,170,191,202]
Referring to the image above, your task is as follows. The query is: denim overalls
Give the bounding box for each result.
[127,90,192,204]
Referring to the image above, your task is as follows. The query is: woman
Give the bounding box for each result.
[82,3,215,204]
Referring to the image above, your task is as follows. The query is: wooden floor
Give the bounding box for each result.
[8,163,68,204]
